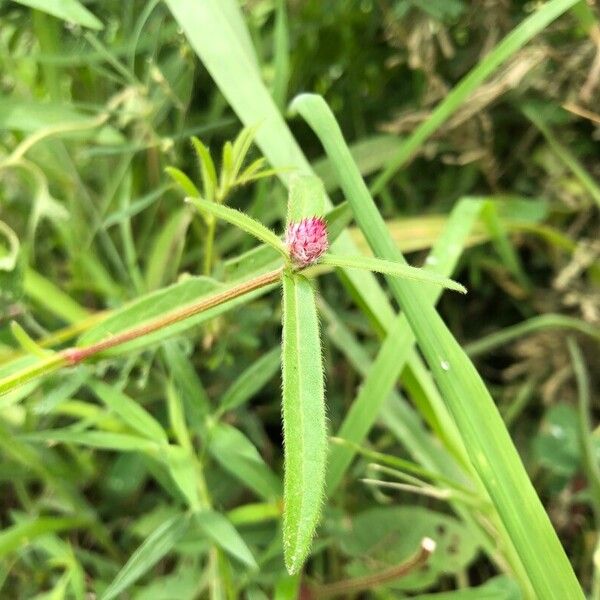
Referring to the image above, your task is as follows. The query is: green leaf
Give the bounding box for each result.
[10,0,103,30]
[237,157,267,185]
[162,446,201,510]
[21,429,160,453]
[272,0,290,110]
[465,314,600,357]
[10,321,51,358]
[218,347,280,413]
[219,140,234,195]
[166,382,193,452]
[24,268,90,324]
[281,272,326,574]
[208,424,281,500]
[191,136,217,203]
[292,92,584,599]
[101,514,189,600]
[162,340,210,427]
[165,166,201,199]
[88,380,168,445]
[79,276,220,348]
[144,207,192,290]
[0,516,85,559]
[231,125,258,181]
[187,196,287,256]
[194,511,257,569]
[287,175,326,223]
[227,502,280,525]
[319,254,467,294]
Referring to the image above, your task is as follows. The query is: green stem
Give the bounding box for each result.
[204,217,216,275]
[0,267,284,396]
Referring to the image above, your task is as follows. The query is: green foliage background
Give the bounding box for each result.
[0,0,599,598]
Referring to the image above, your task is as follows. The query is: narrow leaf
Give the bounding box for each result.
[88,380,168,445]
[101,515,189,600]
[21,429,160,453]
[219,140,234,195]
[219,347,280,413]
[195,511,257,569]
[287,175,326,223]
[191,136,217,203]
[292,92,584,599]
[231,125,258,179]
[320,254,467,294]
[11,0,103,30]
[144,207,192,290]
[208,424,281,500]
[162,446,201,511]
[281,272,326,574]
[186,196,287,256]
[165,166,201,199]
[0,517,85,559]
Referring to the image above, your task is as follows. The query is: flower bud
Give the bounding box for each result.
[285,217,329,267]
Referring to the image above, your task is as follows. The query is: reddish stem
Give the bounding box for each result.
[60,267,284,365]
[306,537,436,599]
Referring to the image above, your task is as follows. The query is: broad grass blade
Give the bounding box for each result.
[10,0,103,30]
[293,93,583,599]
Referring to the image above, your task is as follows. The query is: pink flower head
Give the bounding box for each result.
[285,216,329,267]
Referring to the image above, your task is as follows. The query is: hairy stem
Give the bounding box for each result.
[0,267,284,396]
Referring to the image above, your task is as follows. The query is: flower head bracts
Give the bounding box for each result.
[285,217,329,267]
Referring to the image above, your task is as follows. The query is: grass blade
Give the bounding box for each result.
[88,380,168,445]
[287,175,326,222]
[218,347,280,414]
[281,272,326,574]
[208,423,281,500]
[465,314,600,357]
[325,197,482,492]
[320,254,466,293]
[21,429,160,453]
[11,0,103,30]
[101,514,189,600]
[0,516,85,559]
[292,93,583,599]
[523,106,600,209]
[195,511,257,569]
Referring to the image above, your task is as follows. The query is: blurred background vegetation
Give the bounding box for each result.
[0,0,599,598]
